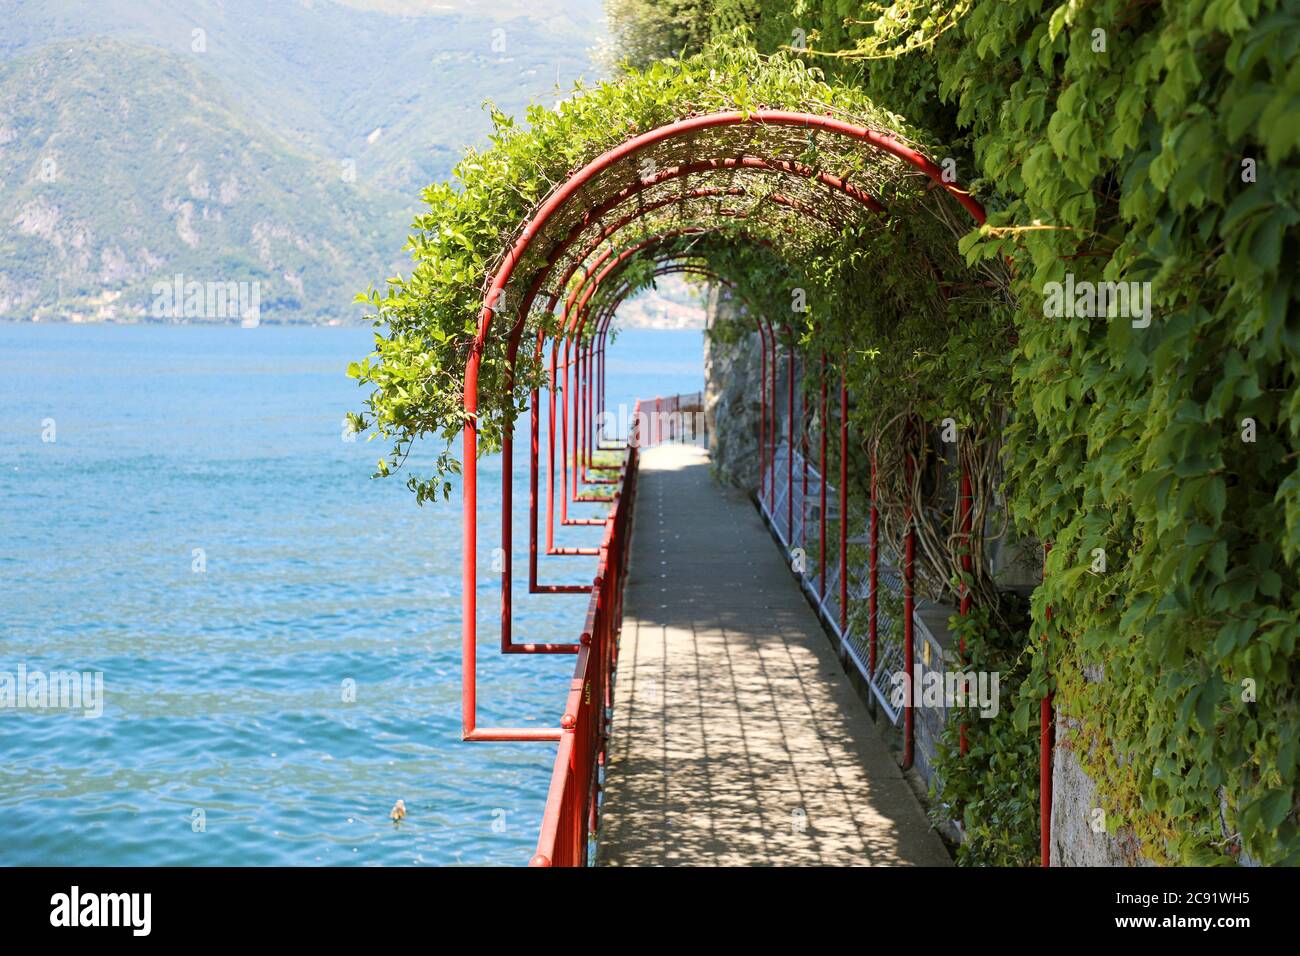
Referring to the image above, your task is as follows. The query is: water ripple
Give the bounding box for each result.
[0,323,702,865]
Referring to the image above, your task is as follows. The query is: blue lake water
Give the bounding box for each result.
[0,323,703,866]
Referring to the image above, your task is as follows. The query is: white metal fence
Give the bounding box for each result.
[758,438,908,724]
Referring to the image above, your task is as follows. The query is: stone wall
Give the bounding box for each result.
[1050,708,1153,866]
[703,289,762,490]
[1050,669,1260,866]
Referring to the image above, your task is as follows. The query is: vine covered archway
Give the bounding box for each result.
[349,36,1015,863]
[351,9,1300,869]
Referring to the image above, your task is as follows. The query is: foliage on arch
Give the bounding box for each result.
[346,35,980,500]
[602,0,1300,865]
[354,0,1300,865]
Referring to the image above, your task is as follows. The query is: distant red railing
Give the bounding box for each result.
[632,391,705,447]
[529,442,635,866]
[529,393,701,866]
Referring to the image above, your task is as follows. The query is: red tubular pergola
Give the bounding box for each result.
[442,108,1043,867]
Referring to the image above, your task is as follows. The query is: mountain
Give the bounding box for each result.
[616,275,708,330]
[0,0,605,323]
[0,38,410,322]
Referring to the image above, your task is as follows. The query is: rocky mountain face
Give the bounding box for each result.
[703,289,762,489]
[0,0,604,323]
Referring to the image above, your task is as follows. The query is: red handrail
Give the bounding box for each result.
[452,108,997,860]
[531,393,705,865]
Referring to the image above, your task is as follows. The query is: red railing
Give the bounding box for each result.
[529,393,704,866]
[529,444,635,866]
[632,391,705,447]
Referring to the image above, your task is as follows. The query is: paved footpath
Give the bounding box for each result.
[597,443,952,866]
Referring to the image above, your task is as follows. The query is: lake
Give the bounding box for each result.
[0,322,703,866]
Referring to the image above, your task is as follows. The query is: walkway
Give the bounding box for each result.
[597,443,951,866]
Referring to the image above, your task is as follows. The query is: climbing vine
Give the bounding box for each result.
[932,599,1039,866]
[356,0,1300,864]
[601,0,1300,865]
[347,38,958,500]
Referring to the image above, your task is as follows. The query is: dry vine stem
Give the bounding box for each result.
[870,409,1004,612]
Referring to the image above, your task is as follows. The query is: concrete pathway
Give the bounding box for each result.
[597,443,951,867]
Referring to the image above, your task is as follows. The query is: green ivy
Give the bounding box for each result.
[608,0,1300,865]
[358,1,1300,865]
[931,599,1039,866]
[348,36,952,501]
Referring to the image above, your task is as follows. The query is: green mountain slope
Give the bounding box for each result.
[0,0,604,192]
[0,38,408,322]
[0,0,605,322]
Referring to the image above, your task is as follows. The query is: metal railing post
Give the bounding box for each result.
[819,353,828,600]
[901,424,916,771]
[839,373,849,635]
[786,343,794,538]
[869,441,878,674]
[1042,543,1054,867]
[959,462,973,756]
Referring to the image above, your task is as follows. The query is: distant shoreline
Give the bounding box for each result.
[1,317,361,327]
[1,316,706,330]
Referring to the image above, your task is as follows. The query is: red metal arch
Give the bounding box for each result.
[564,237,800,515]
[588,262,726,447]
[527,229,728,604]
[460,110,984,759]
[534,185,854,539]
[510,228,781,755]
[518,200,802,563]
[550,194,834,519]
[525,225,767,605]
[515,153,890,340]
[552,231,778,544]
